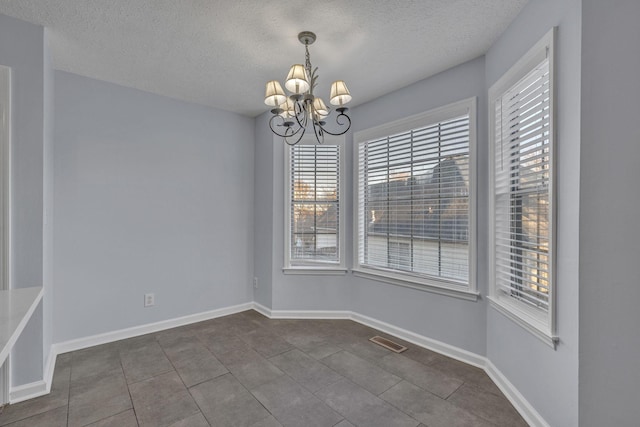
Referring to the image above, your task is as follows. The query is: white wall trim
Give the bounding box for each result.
[42,347,57,393]
[254,306,483,368]
[10,335,56,403]
[488,296,558,348]
[283,137,347,272]
[12,301,549,426]
[270,309,351,319]
[0,64,12,406]
[351,269,479,302]
[487,27,558,344]
[349,311,486,368]
[253,302,351,320]
[282,267,348,276]
[9,380,47,404]
[252,303,548,425]
[53,302,253,355]
[252,302,272,318]
[353,97,478,299]
[485,359,550,427]
[8,302,253,402]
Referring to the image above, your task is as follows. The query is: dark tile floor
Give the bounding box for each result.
[0,310,528,427]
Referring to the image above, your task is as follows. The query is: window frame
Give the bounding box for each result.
[283,135,347,275]
[353,98,478,300]
[488,28,558,347]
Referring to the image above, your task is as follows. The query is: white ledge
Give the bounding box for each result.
[488,296,558,349]
[0,287,44,367]
[282,267,348,276]
[352,268,479,301]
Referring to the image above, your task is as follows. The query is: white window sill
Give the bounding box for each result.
[352,268,478,302]
[488,295,558,349]
[283,267,348,276]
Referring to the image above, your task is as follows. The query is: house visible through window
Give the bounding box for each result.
[285,142,344,271]
[354,99,476,295]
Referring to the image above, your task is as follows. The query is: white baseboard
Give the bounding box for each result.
[43,348,57,393]
[9,302,253,403]
[253,304,547,426]
[254,302,350,319]
[252,302,272,317]
[9,347,57,404]
[10,301,548,426]
[255,305,484,368]
[485,360,549,427]
[53,302,253,355]
[9,380,47,404]
[349,312,486,369]
[270,309,351,319]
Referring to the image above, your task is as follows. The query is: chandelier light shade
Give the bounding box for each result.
[264,31,352,145]
[279,98,296,118]
[313,97,329,117]
[329,80,352,106]
[264,80,287,107]
[285,64,310,94]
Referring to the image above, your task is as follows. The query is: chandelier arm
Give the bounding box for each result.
[283,126,307,146]
[268,114,304,139]
[311,119,325,144]
[292,99,310,129]
[314,111,352,136]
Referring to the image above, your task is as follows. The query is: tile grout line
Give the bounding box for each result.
[154,333,210,427]
[119,348,138,427]
[185,317,286,426]
[65,357,72,427]
[443,378,466,401]
[2,313,526,427]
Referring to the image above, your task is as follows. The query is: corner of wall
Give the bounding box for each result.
[42,25,55,377]
[252,112,274,309]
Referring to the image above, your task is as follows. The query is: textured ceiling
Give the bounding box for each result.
[0,0,527,117]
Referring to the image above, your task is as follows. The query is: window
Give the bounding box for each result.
[489,28,557,347]
[284,138,345,273]
[354,99,476,299]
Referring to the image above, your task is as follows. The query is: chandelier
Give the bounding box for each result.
[264,31,352,146]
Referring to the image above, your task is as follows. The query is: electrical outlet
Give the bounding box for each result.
[144,293,155,307]
[253,277,258,289]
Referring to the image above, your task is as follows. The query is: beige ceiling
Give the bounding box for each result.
[0,0,527,117]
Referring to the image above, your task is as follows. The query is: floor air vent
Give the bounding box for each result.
[369,336,407,353]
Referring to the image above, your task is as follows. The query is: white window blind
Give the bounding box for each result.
[494,58,551,311]
[358,114,470,284]
[289,145,340,264]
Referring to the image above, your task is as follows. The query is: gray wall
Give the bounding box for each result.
[484,1,581,426]
[349,56,488,354]
[11,4,640,425]
[42,28,55,377]
[580,1,640,425]
[270,133,351,312]
[254,110,352,312]
[0,13,46,386]
[252,113,274,309]
[53,71,255,342]
[253,57,488,345]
